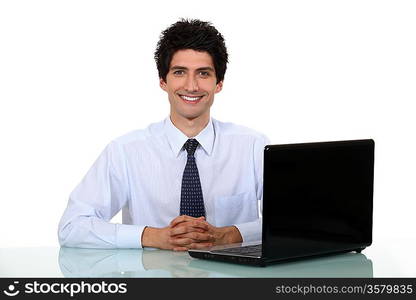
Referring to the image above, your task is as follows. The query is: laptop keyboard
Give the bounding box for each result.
[212,244,262,256]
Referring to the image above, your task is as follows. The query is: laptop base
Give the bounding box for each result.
[188,250,266,267]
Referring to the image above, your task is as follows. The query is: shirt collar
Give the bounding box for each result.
[164,116,215,157]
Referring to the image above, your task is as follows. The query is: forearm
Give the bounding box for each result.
[214,226,243,245]
[141,226,164,248]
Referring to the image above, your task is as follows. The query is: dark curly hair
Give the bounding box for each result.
[154,19,228,84]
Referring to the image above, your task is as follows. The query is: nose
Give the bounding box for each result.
[184,74,198,92]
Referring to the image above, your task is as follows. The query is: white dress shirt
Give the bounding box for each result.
[58,117,269,248]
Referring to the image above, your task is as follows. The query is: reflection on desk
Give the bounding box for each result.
[59,247,373,278]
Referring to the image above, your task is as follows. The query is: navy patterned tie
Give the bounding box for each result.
[180,139,205,217]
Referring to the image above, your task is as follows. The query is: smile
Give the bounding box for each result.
[179,94,204,103]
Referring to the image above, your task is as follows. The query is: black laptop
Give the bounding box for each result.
[188,139,375,266]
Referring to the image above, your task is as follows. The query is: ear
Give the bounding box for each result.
[215,81,223,93]
[160,78,167,91]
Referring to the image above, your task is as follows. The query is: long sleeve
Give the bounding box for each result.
[233,134,270,243]
[58,141,144,249]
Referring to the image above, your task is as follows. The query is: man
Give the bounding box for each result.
[58,19,269,251]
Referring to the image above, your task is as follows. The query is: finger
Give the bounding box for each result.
[173,240,213,251]
[171,220,209,232]
[170,224,207,236]
[170,215,205,227]
[170,237,194,246]
[173,247,188,251]
[190,220,209,231]
[172,232,214,241]
[170,233,214,246]
[169,215,195,227]
[169,226,189,236]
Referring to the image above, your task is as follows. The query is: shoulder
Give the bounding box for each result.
[212,118,269,143]
[110,119,165,147]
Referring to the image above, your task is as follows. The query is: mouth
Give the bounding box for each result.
[178,94,205,104]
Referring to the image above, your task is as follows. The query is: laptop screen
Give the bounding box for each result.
[262,140,374,260]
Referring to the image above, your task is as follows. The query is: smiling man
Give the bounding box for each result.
[58,19,269,250]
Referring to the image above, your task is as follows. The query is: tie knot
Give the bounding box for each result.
[183,139,199,155]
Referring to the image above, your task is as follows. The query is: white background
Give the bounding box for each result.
[0,0,415,249]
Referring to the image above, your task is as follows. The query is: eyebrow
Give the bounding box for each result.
[170,66,215,72]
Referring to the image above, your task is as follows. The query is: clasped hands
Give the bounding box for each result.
[141,215,242,251]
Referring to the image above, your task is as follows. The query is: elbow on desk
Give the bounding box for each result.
[57,216,116,249]
[58,219,76,247]
[58,218,86,248]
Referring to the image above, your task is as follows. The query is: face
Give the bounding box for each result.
[160,49,223,123]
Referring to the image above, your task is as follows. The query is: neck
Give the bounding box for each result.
[170,113,210,138]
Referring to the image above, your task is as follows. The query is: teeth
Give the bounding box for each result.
[181,95,202,101]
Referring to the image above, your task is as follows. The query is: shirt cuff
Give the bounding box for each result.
[234,219,262,243]
[115,224,145,248]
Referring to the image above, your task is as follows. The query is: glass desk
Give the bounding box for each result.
[0,238,415,278]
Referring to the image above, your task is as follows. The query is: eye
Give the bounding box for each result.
[173,70,185,76]
[199,71,210,77]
